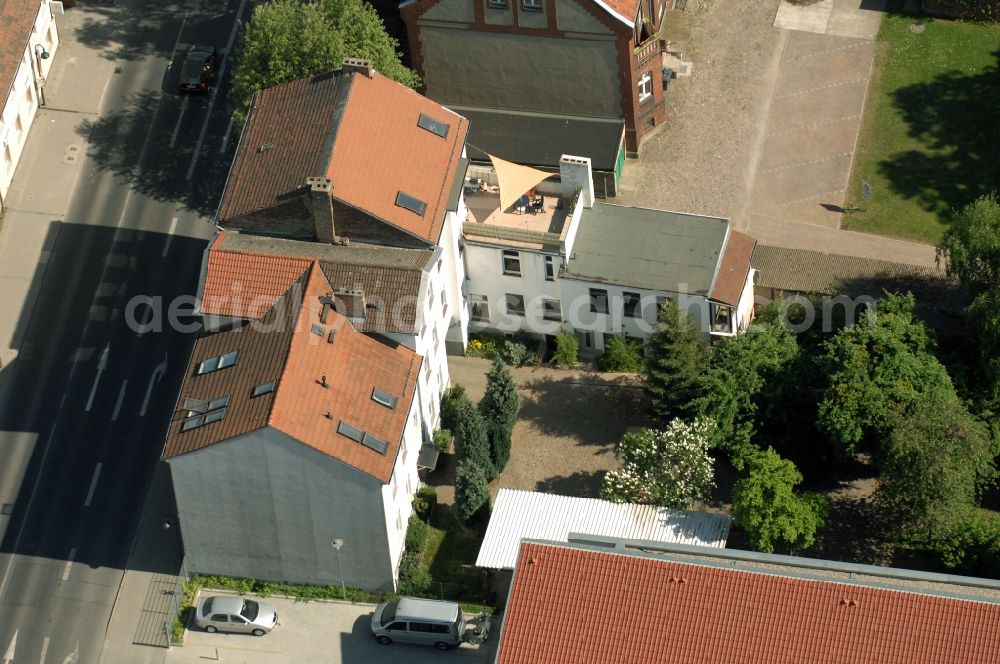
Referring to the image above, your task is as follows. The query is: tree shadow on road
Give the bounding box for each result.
[878,49,1000,219]
[76,89,231,217]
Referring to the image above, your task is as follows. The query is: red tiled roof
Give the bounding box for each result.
[165,263,422,483]
[710,230,756,306]
[216,72,345,225]
[325,69,468,245]
[0,2,38,104]
[199,232,430,334]
[597,0,640,23]
[216,67,468,246]
[497,542,1000,664]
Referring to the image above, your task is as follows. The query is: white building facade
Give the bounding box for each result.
[0,0,59,206]
[461,156,757,355]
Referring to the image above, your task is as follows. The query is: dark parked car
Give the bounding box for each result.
[178,45,217,93]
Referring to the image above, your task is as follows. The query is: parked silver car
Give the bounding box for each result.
[371,597,466,650]
[195,595,278,636]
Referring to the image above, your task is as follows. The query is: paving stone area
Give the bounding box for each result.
[747,32,876,229]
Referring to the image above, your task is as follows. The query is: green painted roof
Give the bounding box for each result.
[563,203,728,295]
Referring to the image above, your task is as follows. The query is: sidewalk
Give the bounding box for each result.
[0,4,117,373]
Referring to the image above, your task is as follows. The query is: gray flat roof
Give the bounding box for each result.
[452,105,624,172]
[563,203,729,295]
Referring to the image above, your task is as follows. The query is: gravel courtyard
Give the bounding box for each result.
[616,0,784,223]
[447,357,647,498]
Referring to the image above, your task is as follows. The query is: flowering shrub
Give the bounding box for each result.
[601,419,716,508]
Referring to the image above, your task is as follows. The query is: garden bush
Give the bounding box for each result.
[405,514,430,555]
[433,428,453,454]
[500,340,531,366]
[597,335,646,372]
[412,485,438,520]
[440,385,466,431]
[552,328,579,368]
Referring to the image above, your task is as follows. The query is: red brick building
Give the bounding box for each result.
[399,0,670,157]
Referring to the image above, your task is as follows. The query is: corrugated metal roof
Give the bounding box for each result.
[476,489,730,569]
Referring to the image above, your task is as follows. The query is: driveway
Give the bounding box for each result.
[166,594,495,664]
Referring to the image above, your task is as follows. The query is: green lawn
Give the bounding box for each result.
[422,508,488,602]
[846,7,1000,244]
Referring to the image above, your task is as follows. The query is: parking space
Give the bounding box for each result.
[166,593,495,664]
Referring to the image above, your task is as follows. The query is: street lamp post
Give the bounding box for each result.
[331,538,346,600]
[31,44,49,107]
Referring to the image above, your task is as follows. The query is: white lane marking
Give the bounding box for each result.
[84,344,110,412]
[62,549,76,581]
[140,354,169,417]
[2,630,15,664]
[111,379,128,421]
[219,116,234,154]
[186,0,248,180]
[162,217,178,257]
[40,636,49,664]
[84,463,102,507]
[171,13,188,55]
[61,642,78,664]
[168,96,189,149]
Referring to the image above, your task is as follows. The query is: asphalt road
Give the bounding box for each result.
[0,0,248,661]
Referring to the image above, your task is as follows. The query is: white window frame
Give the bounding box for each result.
[638,73,653,103]
[502,249,521,277]
[470,294,490,322]
[521,0,543,9]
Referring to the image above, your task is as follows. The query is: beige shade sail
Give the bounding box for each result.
[487,154,554,212]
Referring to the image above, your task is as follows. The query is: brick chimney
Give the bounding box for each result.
[307,177,336,243]
[559,155,594,209]
[342,57,374,78]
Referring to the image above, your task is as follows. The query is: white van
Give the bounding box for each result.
[370,597,465,650]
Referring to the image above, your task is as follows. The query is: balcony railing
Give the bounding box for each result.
[635,38,665,66]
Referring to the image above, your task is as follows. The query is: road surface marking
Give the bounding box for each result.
[186,0,248,180]
[62,548,76,581]
[171,13,188,55]
[2,630,14,664]
[140,354,169,417]
[84,344,110,412]
[111,379,128,421]
[162,217,178,256]
[40,636,49,664]
[219,116,234,153]
[84,463,102,507]
[61,642,78,664]
[168,96,189,149]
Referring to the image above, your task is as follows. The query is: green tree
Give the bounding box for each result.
[552,328,579,368]
[938,193,1000,390]
[875,393,997,540]
[601,419,715,508]
[597,335,646,373]
[644,302,711,423]
[691,323,799,466]
[817,293,956,456]
[231,0,418,124]
[732,447,828,553]
[453,395,494,479]
[454,460,490,525]
[479,358,518,473]
[480,358,519,431]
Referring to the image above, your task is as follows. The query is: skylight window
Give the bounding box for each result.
[218,350,239,369]
[362,433,388,455]
[337,421,364,443]
[371,388,397,410]
[395,191,427,216]
[251,380,277,397]
[180,395,230,432]
[196,350,240,375]
[417,113,450,138]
